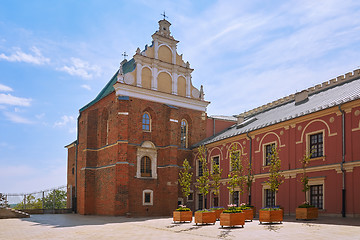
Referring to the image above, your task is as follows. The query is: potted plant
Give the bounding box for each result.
[296,152,318,220]
[259,145,284,224]
[259,207,283,224]
[195,209,216,225]
[174,159,193,223]
[173,205,192,223]
[239,203,253,222]
[220,204,245,228]
[195,146,216,225]
[210,207,225,220]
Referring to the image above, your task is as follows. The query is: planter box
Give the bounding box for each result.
[243,209,253,221]
[296,207,318,220]
[220,212,245,228]
[173,211,192,223]
[194,211,216,225]
[212,209,224,220]
[259,209,283,224]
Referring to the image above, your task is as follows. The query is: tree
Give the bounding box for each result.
[299,151,312,203]
[195,145,210,210]
[265,145,284,207]
[211,157,223,205]
[227,145,246,205]
[178,159,193,205]
[43,190,67,209]
[14,194,42,209]
[246,160,254,205]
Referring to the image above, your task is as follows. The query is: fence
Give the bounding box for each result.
[1,185,71,214]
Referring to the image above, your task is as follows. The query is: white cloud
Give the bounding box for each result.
[0,93,31,106]
[0,83,13,92]
[54,115,77,133]
[3,112,33,124]
[0,47,50,65]
[81,84,91,91]
[57,57,101,79]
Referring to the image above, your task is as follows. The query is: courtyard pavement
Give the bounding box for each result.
[1,214,360,240]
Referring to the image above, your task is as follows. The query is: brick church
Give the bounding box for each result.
[67,19,360,217]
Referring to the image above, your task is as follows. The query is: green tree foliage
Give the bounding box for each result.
[14,194,42,209]
[211,158,223,196]
[178,159,193,204]
[43,190,67,209]
[227,145,246,202]
[246,161,254,202]
[299,151,312,203]
[195,145,210,210]
[266,145,284,194]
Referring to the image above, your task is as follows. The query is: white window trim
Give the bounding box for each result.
[262,141,277,166]
[180,119,188,148]
[262,183,277,208]
[228,188,240,205]
[211,155,220,173]
[196,158,202,177]
[137,141,157,179]
[229,150,240,172]
[143,189,153,206]
[306,129,325,160]
[307,177,325,209]
[178,198,184,206]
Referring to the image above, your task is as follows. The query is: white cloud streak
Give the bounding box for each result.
[0,93,31,106]
[0,83,13,92]
[81,84,91,91]
[3,112,33,124]
[57,57,101,79]
[54,115,77,133]
[0,47,50,65]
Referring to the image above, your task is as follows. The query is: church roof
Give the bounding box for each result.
[193,70,360,148]
[79,59,136,112]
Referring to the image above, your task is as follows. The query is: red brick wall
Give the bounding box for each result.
[73,91,207,216]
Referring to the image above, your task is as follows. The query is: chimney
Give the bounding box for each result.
[236,114,245,125]
[295,90,309,105]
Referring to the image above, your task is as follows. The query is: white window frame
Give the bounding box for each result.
[307,177,325,209]
[263,141,277,166]
[211,155,220,173]
[306,130,325,160]
[262,183,277,208]
[143,189,153,206]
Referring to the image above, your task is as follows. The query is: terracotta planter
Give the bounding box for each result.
[173,211,192,223]
[194,211,216,225]
[220,212,245,228]
[259,209,283,224]
[243,209,253,221]
[296,207,318,220]
[211,209,224,220]
[250,206,256,217]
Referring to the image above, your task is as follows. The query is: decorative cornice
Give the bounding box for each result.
[114,82,210,111]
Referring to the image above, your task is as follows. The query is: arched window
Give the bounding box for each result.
[180,119,188,148]
[142,112,151,131]
[141,156,152,177]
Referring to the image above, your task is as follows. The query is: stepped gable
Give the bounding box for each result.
[194,68,360,147]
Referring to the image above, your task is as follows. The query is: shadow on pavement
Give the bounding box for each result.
[20,214,166,228]
[281,215,360,227]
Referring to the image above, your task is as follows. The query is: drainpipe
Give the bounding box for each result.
[74,113,80,213]
[338,105,346,217]
[246,132,252,205]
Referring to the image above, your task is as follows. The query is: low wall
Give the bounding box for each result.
[22,208,72,214]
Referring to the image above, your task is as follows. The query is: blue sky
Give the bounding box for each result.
[1,0,360,194]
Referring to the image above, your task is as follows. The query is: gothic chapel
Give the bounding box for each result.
[66,19,231,216]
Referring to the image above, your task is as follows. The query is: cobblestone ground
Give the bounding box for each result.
[1,214,360,240]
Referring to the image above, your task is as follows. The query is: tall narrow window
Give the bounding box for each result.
[198,160,203,177]
[264,189,275,207]
[310,133,323,158]
[310,185,323,209]
[180,119,188,148]
[142,112,151,131]
[232,191,239,206]
[264,143,275,166]
[141,156,152,177]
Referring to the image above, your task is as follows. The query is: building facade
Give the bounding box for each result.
[67,19,360,217]
[193,70,360,217]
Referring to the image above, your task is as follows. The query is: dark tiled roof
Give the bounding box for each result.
[193,76,360,147]
[80,59,136,112]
